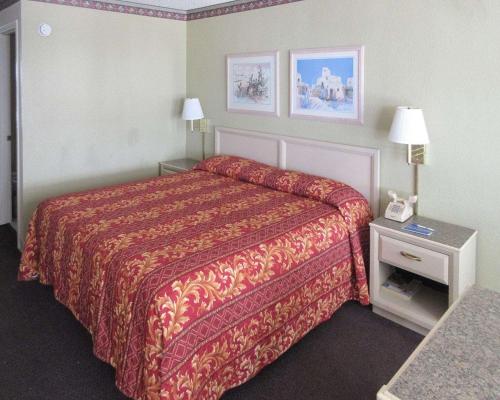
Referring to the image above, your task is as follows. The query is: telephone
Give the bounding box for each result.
[384,190,417,222]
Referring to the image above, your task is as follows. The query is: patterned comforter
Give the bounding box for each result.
[19,156,372,400]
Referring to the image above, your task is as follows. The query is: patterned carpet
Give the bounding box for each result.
[0,223,422,400]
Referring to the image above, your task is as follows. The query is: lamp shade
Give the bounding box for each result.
[388,107,429,145]
[182,98,204,121]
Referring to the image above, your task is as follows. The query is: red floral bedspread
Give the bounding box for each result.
[19,155,372,400]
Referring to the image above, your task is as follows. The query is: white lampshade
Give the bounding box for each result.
[182,98,204,121]
[389,107,430,145]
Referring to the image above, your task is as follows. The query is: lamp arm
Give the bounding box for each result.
[202,131,206,160]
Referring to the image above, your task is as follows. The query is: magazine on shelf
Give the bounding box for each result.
[382,270,422,300]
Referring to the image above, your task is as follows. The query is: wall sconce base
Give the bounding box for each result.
[190,119,209,160]
[408,144,426,165]
[193,118,209,133]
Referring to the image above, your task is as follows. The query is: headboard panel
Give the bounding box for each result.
[214,126,380,216]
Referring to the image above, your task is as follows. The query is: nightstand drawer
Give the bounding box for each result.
[379,235,449,284]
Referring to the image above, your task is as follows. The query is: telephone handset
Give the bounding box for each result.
[384,190,417,222]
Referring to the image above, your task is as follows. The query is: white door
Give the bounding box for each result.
[0,33,12,225]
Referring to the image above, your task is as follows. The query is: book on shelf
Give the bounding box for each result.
[382,270,422,300]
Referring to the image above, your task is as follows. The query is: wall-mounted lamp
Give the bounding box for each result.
[388,106,430,212]
[182,98,208,160]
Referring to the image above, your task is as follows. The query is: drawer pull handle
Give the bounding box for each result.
[400,251,422,262]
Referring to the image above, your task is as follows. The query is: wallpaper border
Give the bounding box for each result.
[9,0,304,21]
[0,0,19,13]
[187,0,303,21]
[28,0,188,20]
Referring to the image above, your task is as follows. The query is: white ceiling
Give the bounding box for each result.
[127,0,236,11]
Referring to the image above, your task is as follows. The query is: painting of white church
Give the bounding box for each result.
[290,47,364,123]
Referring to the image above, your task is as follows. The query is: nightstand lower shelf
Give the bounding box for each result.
[373,285,448,335]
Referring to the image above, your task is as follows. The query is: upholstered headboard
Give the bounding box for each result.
[214,126,380,216]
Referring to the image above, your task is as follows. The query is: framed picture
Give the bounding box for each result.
[290,46,364,124]
[226,51,279,117]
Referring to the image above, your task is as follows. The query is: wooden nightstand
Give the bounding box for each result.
[370,216,477,335]
[159,158,198,176]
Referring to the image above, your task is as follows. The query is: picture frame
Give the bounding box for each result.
[226,51,279,117]
[290,46,364,124]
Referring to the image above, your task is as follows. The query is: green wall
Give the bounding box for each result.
[20,1,187,244]
[186,0,500,291]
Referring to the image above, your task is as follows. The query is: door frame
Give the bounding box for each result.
[0,20,23,250]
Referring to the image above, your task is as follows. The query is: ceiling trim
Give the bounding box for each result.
[29,0,188,20]
[15,0,303,21]
[187,0,303,21]
[0,0,19,12]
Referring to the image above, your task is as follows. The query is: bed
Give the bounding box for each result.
[18,128,380,400]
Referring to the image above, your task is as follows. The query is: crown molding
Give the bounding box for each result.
[28,0,188,20]
[187,0,303,21]
[0,0,19,12]
[0,0,303,21]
